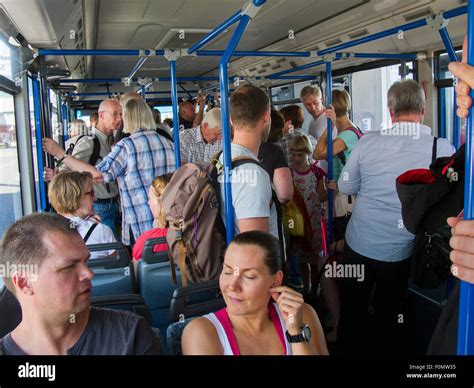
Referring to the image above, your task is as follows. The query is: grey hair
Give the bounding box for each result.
[300,85,322,101]
[123,98,156,134]
[387,80,425,117]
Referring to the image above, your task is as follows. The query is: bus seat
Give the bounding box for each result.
[166,318,194,355]
[166,280,225,355]
[0,287,22,338]
[91,293,165,353]
[169,279,225,323]
[137,237,182,336]
[90,293,153,325]
[87,242,136,297]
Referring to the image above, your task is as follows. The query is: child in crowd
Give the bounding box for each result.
[288,135,326,291]
[132,174,173,264]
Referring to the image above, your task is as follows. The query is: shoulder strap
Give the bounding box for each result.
[89,136,101,166]
[156,127,174,142]
[216,152,285,256]
[346,126,363,139]
[432,137,438,163]
[83,223,98,243]
[230,156,285,256]
[214,308,240,355]
[66,135,85,155]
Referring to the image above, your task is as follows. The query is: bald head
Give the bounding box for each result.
[201,107,222,143]
[179,101,195,122]
[97,99,122,135]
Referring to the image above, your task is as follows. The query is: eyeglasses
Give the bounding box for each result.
[85,189,95,197]
[99,110,122,118]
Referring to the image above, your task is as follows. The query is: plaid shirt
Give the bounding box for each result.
[96,130,175,245]
[179,126,222,164]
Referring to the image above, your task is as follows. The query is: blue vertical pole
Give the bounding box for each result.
[32,77,47,211]
[457,0,474,356]
[170,60,181,169]
[141,85,147,102]
[326,62,334,244]
[61,103,69,142]
[220,14,252,244]
[439,26,461,148]
[440,89,446,138]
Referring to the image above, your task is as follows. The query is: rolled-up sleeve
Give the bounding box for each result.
[96,141,127,183]
[338,139,361,195]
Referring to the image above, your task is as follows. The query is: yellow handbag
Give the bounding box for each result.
[283,200,305,237]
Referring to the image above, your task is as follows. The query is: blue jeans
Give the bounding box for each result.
[93,201,120,240]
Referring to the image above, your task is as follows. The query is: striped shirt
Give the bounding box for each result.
[96,130,175,245]
[179,126,222,164]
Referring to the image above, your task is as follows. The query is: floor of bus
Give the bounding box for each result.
[308,280,448,355]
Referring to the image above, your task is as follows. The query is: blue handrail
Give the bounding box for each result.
[170,60,181,169]
[220,14,253,244]
[32,76,47,211]
[326,62,334,245]
[457,0,474,356]
[188,11,242,54]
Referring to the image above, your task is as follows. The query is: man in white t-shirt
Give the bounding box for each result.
[219,85,279,239]
[300,85,327,141]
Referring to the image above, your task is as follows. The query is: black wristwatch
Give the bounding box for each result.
[285,325,312,343]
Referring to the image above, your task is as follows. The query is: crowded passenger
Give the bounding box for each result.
[257,108,293,205]
[89,112,98,132]
[286,135,331,313]
[182,231,328,355]
[218,85,279,238]
[132,174,172,263]
[178,94,206,130]
[48,171,116,259]
[278,105,316,168]
[0,213,162,355]
[179,107,222,164]
[337,79,455,355]
[65,119,88,149]
[42,98,175,248]
[45,99,122,238]
[300,85,329,141]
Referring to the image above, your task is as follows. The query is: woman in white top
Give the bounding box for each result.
[48,171,116,259]
[182,231,328,355]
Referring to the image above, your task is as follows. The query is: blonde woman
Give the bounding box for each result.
[43,98,176,247]
[48,171,116,258]
[132,174,173,262]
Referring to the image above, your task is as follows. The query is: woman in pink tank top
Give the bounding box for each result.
[182,231,328,355]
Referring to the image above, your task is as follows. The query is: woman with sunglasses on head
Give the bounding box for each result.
[48,171,117,259]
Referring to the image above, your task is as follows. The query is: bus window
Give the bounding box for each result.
[0,40,12,80]
[351,63,414,133]
[436,50,463,144]
[0,90,23,236]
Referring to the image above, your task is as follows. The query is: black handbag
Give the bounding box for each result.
[412,224,452,289]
